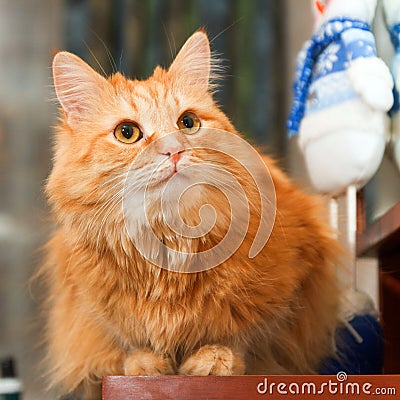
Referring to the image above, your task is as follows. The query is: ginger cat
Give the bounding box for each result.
[44,30,340,399]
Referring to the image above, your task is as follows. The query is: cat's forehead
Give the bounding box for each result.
[109,70,192,114]
[132,80,172,103]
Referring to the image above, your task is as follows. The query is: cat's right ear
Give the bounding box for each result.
[52,51,110,127]
[168,30,212,92]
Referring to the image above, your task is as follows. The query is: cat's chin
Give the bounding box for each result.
[124,171,206,227]
[145,169,207,206]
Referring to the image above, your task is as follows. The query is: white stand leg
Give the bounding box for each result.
[332,185,357,290]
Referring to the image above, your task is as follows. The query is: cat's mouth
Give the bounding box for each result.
[147,159,188,187]
[155,170,180,185]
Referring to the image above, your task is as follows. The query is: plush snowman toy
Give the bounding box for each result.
[288,0,394,195]
[383,0,400,173]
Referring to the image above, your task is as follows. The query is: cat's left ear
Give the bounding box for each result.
[168,30,211,92]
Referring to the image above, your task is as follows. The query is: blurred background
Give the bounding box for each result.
[0,1,399,399]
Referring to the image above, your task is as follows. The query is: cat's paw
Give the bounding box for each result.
[179,345,245,375]
[124,348,174,375]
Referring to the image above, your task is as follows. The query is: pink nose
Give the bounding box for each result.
[156,136,184,167]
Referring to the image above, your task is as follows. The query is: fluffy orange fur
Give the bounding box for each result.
[44,31,340,399]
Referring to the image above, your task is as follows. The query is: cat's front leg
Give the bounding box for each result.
[179,345,245,375]
[124,348,174,375]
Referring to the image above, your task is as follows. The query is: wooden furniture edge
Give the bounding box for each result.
[356,202,400,257]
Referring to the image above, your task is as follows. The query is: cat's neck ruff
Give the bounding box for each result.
[122,181,238,273]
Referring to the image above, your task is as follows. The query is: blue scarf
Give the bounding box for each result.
[389,22,400,49]
[388,23,400,114]
[287,17,371,137]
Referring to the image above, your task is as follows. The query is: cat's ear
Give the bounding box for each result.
[52,51,110,127]
[168,30,211,91]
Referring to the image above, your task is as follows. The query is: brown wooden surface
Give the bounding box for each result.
[356,202,400,257]
[102,376,265,400]
[356,189,366,234]
[381,273,400,373]
[102,375,400,399]
[355,196,400,373]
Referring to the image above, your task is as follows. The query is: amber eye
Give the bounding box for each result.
[114,121,143,144]
[177,111,201,134]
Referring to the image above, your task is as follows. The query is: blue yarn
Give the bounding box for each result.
[320,315,383,375]
[287,17,371,137]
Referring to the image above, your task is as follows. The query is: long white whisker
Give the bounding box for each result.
[84,40,107,76]
[95,189,125,253]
